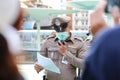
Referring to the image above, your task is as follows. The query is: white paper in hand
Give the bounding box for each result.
[37,53,61,74]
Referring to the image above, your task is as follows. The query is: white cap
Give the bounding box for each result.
[52,15,71,25]
[0,0,20,26]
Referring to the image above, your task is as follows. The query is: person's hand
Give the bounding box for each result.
[111,6,120,24]
[90,0,107,36]
[57,41,67,55]
[91,0,107,26]
[34,62,43,73]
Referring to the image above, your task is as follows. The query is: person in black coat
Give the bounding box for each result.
[81,0,120,80]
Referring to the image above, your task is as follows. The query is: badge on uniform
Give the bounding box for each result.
[55,19,61,26]
[68,45,77,49]
[62,56,68,64]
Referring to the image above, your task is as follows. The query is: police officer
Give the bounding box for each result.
[34,16,86,80]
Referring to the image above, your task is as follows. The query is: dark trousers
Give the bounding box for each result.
[43,75,48,80]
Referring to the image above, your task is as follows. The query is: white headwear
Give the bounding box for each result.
[0,0,20,25]
[0,0,22,54]
[0,25,22,55]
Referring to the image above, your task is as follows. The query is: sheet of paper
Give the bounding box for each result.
[37,53,61,74]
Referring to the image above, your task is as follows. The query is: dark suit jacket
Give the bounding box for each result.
[81,25,120,80]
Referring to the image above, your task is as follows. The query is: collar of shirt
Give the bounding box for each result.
[54,37,74,44]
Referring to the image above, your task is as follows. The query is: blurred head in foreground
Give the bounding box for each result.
[0,0,24,80]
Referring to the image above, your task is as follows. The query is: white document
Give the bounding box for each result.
[37,53,61,74]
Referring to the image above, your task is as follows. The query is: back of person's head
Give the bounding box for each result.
[90,1,107,37]
[52,16,71,32]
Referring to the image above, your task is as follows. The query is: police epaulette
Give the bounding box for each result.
[74,37,83,42]
[47,36,55,40]
[86,39,90,41]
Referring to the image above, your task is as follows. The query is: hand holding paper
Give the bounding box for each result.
[37,53,61,74]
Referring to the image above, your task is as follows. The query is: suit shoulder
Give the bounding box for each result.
[42,36,55,44]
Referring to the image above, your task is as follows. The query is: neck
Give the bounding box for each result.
[66,32,71,40]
